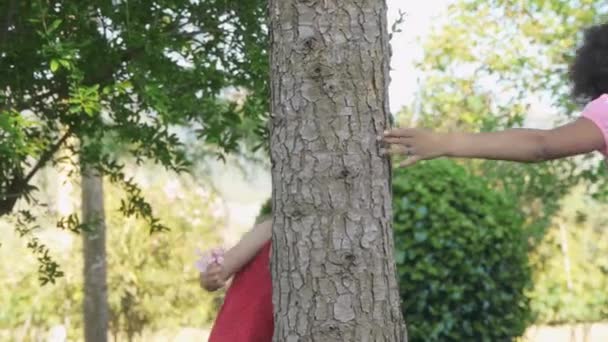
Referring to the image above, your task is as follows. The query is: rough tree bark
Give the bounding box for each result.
[81,166,108,342]
[269,0,407,341]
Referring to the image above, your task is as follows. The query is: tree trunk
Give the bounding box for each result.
[268,0,407,341]
[81,166,108,342]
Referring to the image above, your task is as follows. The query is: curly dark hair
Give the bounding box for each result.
[569,23,608,102]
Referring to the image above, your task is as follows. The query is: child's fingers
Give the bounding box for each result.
[383,128,415,138]
[398,156,421,168]
[208,272,225,286]
[382,129,402,137]
[207,263,221,271]
[380,145,411,156]
[207,264,227,284]
[206,264,222,275]
[200,272,223,288]
[381,136,410,145]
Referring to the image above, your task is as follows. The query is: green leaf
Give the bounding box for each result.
[48,19,62,33]
[59,59,71,70]
[50,59,59,72]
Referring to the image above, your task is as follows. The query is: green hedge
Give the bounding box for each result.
[393,160,532,341]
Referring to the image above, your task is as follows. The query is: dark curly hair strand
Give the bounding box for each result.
[569,23,608,102]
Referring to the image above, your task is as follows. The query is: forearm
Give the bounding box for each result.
[445,129,550,162]
[220,219,272,279]
[382,117,603,166]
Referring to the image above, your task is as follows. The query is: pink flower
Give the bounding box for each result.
[195,247,225,273]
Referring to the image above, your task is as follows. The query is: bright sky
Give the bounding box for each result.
[386,0,558,128]
[387,0,452,113]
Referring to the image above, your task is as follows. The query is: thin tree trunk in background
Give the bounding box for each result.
[82,166,108,342]
[558,221,573,291]
[268,0,407,340]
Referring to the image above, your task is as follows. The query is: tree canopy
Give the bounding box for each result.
[0,0,267,283]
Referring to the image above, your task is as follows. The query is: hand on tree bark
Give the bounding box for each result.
[381,128,448,167]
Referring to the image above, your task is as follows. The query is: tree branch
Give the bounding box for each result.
[24,128,73,185]
[0,128,73,217]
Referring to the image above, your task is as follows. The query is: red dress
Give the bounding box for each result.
[208,241,273,342]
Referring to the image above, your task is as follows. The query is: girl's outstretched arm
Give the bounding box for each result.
[381,118,605,166]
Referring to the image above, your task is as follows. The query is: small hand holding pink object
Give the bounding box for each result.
[195,247,225,273]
